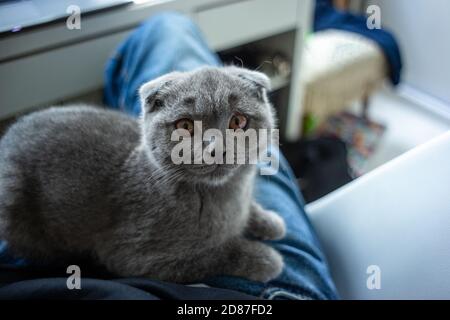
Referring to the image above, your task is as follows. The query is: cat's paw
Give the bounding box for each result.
[261,210,286,241]
[247,208,286,241]
[247,245,284,283]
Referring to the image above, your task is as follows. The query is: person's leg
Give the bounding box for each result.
[104,12,338,300]
[205,148,338,299]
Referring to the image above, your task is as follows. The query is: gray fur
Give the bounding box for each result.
[0,66,285,283]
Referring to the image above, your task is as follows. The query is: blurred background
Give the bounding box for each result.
[0,0,449,202]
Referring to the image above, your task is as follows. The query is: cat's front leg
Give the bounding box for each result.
[245,202,286,241]
[221,238,284,283]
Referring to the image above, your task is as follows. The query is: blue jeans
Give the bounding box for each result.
[104,12,338,300]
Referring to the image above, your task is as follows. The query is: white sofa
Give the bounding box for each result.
[305,131,450,299]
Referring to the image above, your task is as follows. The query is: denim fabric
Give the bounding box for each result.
[203,149,338,299]
[103,12,338,300]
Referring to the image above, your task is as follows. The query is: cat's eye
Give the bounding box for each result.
[153,99,164,109]
[229,114,248,130]
[175,118,194,135]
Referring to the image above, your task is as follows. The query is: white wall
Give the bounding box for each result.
[367,0,450,105]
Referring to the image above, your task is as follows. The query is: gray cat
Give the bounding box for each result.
[0,66,286,283]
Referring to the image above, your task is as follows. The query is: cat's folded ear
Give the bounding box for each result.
[225,66,271,94]
[139,72,182,113]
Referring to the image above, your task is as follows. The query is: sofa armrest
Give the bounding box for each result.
[305,132,450,299]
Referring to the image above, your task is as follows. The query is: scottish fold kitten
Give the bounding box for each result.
[0,66,286,283]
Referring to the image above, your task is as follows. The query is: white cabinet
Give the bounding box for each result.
[0,0,312,139]
[195,0,298,51]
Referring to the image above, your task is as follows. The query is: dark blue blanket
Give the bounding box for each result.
[315,0,402,85]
